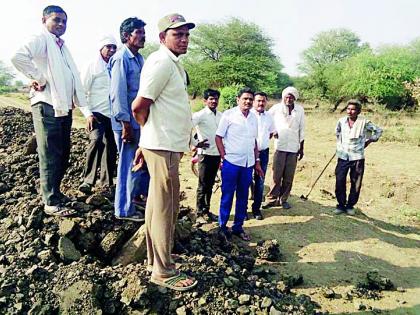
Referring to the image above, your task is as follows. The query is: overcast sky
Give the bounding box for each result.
[1,0,419,79]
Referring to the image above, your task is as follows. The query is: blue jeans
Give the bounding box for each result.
[114,129,150,217]
[218,159,253,233]
[252,148,269,211]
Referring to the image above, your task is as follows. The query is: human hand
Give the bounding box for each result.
[122,122,133,143]
[255,161,264,177]
[132,147,144,172]
[86,115,99,132]
[196,138,210,149]
[31,80,46,91]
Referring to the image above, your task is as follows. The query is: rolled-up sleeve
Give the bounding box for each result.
[366,121,383,142]
[109,57,130,122]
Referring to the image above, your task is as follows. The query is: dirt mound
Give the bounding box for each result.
[0,107,321,314]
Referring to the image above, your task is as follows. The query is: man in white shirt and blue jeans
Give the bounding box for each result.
[11,5,95,217]
[79,35,118,195]
[192,89,222,222]
[215,87,264,241]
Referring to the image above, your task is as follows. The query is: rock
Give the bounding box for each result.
[59,280,102,315]
[0,182,9,194]
[354,301,367,310]
[269,305,282,315]
[397,287,406,292]
[28,301,54,315]
[175,217,193,241]
[198,297,207,306]
[59,219,76,236]
[100,230,125,256]
[24,134,38,155]
[322,287,336,298]
[223,277,233,287]
[176,306,187,315]
[224,299,239,309]
[58,236,81,262]
[120,275,148,306]
[237,305,250,314]
[256,239,281,261]
[26,207,44,229]
[85,194,108,207]
[112,225,147,266]
[261,297,273,308]
[239,294,251,305]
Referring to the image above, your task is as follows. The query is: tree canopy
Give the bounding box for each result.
[183,18,290,97]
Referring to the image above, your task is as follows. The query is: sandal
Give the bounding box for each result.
[232,231,251,241]
[44,205,77,217]
[151,273,197,291]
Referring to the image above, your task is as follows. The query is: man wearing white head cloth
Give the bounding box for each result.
[78,35,118,194]
[264,86,305,209]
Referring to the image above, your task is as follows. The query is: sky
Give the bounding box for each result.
[1,0,419,80]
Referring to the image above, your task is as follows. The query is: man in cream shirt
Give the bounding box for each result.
[192,89,222,223]
[11,5,95,217]
[131,13,197,291]
[265,86,305,210]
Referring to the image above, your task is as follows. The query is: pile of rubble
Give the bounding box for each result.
[0,107,321,314]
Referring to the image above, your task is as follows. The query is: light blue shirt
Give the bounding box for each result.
[108,45,144,131]
[336,116,382,161]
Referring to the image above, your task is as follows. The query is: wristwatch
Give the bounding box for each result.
[256,158,261,162]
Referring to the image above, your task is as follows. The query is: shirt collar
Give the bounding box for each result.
[251,108,265,115]
[159,44,180,62]
[124,44,137,59]
[204,106,217,115]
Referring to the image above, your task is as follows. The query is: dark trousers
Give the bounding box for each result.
[196,154,220,213]
[252,148,269,211]
[31,102,72,206]
[82,112,117,187]
[335,158,365,208]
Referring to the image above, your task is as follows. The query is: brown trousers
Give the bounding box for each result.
[267,150,298,202]
[142,148,181,278]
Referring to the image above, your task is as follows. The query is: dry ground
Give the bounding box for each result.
[2,93,420,314]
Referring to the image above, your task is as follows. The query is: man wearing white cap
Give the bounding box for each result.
[264,86,305,209]
[132,13,197,291]
[79,35,118,195]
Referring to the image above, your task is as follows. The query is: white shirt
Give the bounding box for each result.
[11,30,91,118]
[192,106,222,156]
[81,56,111,117]
[269,102,305,153]
[138,45,192,152]
[251,108,275,151]
[216,106,258,167]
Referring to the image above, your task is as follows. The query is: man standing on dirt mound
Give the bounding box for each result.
[11,5,95,217]
[215,87,264,242]
[131,13,197,291]
[334,99,382,215]
[264,86,305,210]
[78,35,118,196]
[109,17,150,222]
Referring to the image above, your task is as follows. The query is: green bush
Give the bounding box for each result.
[219,84,241,111]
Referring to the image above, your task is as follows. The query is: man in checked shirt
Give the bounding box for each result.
[334,99,383,215]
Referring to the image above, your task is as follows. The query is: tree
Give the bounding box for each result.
[183,18,289,96]
[0,61,16,94]
[299,29,369,100]
[339,46,419,109]
[141,42,159,59]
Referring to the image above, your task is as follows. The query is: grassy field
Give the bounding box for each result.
[2,93,420,314]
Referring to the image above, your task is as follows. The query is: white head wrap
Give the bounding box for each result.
[281,86,299,100]
[98,34,117,50]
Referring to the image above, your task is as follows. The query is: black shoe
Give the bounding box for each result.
[79,182,92,194]
[206,212,218,222]
[252,210,264,220]
[281,201,292,209]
